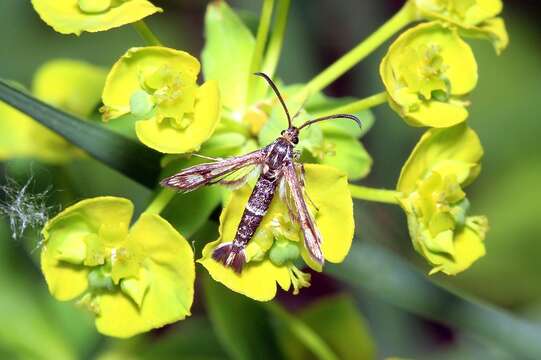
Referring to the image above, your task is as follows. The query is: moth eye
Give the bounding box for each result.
[280,130,285,135]
[293,137,299,144]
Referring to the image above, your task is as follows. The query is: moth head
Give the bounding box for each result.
[281,127,299,145]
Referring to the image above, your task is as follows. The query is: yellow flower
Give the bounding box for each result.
[413,0,508,53]
[33,59,107,116]
[380,22,477,127]
[397,123,488,275]
[41,197,195,337]
[31,0,162,35]
[199,164,354,301]
[0,59,106,163]
[101,47,221,154]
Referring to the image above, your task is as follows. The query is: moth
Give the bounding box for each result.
[161,72,361,273]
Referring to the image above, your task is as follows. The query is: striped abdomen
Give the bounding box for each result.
[234,170,279,245]
[212,138,292,273]
[212,170,279,273]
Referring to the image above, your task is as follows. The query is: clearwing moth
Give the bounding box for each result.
[161,72,361,273]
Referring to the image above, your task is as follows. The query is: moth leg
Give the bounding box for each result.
[295,163,319,212]
[280,176,300,223]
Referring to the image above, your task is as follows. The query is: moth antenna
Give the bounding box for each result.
[254,72,292,128]
[298,114,362,131]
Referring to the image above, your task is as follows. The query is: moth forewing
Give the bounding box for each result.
[283,161,324,265]
[160,148,267,192]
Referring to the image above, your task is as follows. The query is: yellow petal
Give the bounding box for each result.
[102,46,200,120]
[95,213,194,337]
[397,124,483,194]
[199,247,291,302]
[404,100,469,128]
[303,164,354,263]
[135,80,221,153]
[0,103,80,163]
[41,197,133,300]
[31,0,162,35]
[429,224,486,275]
[380,22,478,127]
[32,59,107,117]
[469,17,509,54]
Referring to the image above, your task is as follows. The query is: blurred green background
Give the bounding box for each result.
[1,0,540,359]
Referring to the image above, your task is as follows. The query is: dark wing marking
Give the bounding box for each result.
[283,161,324,265]
[160,149,266,192]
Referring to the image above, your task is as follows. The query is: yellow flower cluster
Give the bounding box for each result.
[41,197,195,337]
[379,0,505,273]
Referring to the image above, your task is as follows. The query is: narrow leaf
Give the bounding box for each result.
[275,295,376,360]
[328,242,541,359]
[0,80,161,188]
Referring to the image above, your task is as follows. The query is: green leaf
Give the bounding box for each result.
[200,132,248,158]
[327,242,541,359]
[161,186,223,239]
[321,135,372,180]
[202,1,255,111]
[0,80,161,188]
[306,94,375,139]
[202,274,283,360]
[275,295,376,360]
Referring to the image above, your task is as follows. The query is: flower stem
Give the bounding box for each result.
[349,184,401,205]
[299,2,415,99]
[133,20,163,46]
[264,302,339,360]
[260,0,291,79]
[144,188,176,215]
[247,0,275,104]
[314,91,388,117]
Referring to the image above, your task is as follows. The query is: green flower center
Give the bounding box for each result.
[78,0,112,14]
[88,266,116,292]
[410,171,468,237]
[400,43,450,101]
[135,65,198,126]
[142,65,185,104]
[444,0,476,19]
[268,238,301,266]
[130,90,155,117]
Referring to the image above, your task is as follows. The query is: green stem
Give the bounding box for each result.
[132,20,163,46]
[314,91,388,117]
[260,0,291,79]
[247,0,275,104]
[144,188,176,215]
[265,303,339,360]
[299,2,415,99]
[349,184,401,205]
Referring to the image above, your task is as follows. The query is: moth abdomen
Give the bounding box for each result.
[212,242,247,273]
